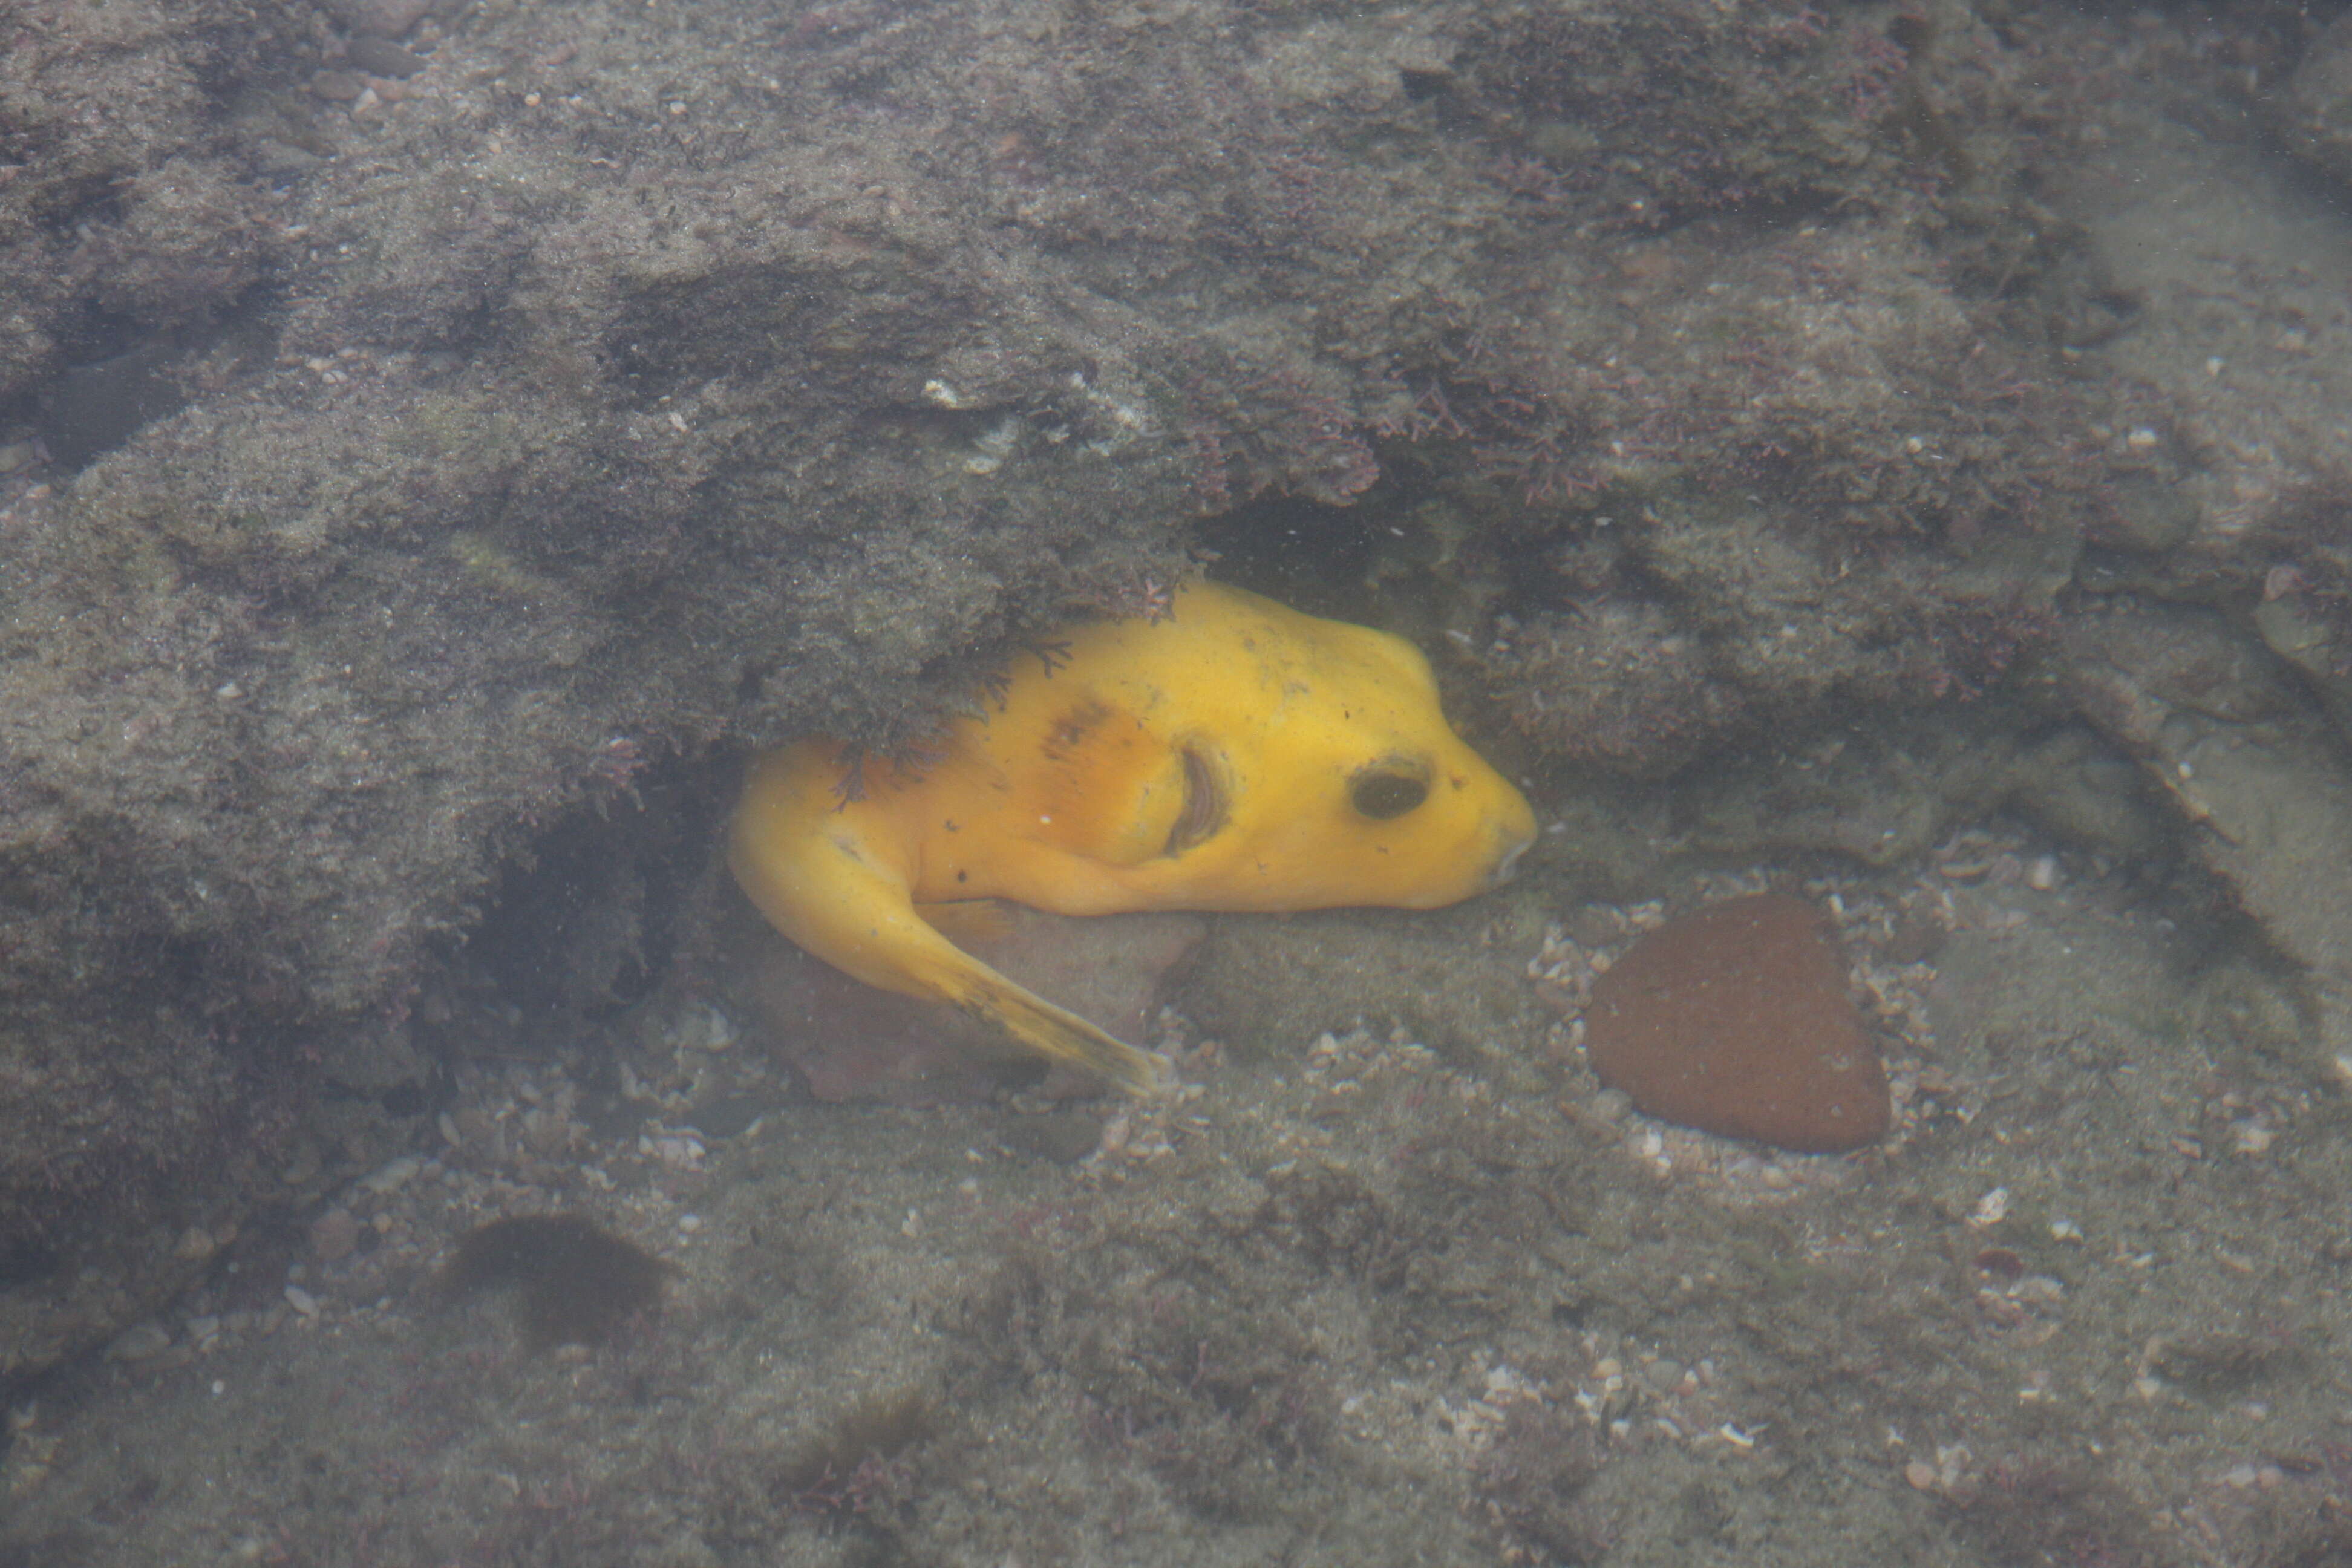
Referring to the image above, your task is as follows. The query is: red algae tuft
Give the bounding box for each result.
[1583,893,1889,1154]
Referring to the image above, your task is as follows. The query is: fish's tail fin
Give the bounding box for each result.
[950,976,1177,1097]
[731,751,1172,1096]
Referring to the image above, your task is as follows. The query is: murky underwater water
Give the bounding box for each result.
[7,2,2352,1565]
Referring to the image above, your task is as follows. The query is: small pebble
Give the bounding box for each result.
[639,1131,705,1171]
[361,1155,421,1195]
[310,1206,360,1263]
[520,1107,575,1157]
[310,70,370,102]
[279,1141,323,1186]
[1098,1113,1132,1157]
[283,1285,321,1320]
[106,1322,173,1363]
[345,35,425,77]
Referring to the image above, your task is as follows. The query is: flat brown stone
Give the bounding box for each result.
[1583,893,1889,1154]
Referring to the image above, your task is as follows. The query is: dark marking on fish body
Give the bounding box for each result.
[1043,699,1114,760]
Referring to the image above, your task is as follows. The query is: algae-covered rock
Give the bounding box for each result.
[1662,707,2169,872]
[0,0,298,407]
[2054,65,2352,598]
[2253,578,2352,736]
[0,0,2316,1389]
[2065,601,2352,1085]
[2272,12,2352,192]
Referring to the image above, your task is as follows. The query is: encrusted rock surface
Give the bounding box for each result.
[4,0,2352,1393]
[2273,11,2352,192]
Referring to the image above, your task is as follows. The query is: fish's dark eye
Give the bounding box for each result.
[1351,769,1428,821]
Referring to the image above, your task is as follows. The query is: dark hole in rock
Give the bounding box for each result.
[0,1240,60,1292]
[691,1092,776,1139]
[439,1214,674,1350]
[36,339,188,469]
[377,1082,430,1118]
[1002,1109,1105,1165]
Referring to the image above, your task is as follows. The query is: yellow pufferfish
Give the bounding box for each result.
[729,580,1538,1094]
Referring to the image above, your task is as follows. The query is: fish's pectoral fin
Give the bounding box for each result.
[947,975,1177,1097]
[1163,740,1227,857]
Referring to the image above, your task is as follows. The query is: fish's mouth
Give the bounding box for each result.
[1491,837,1530,887]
